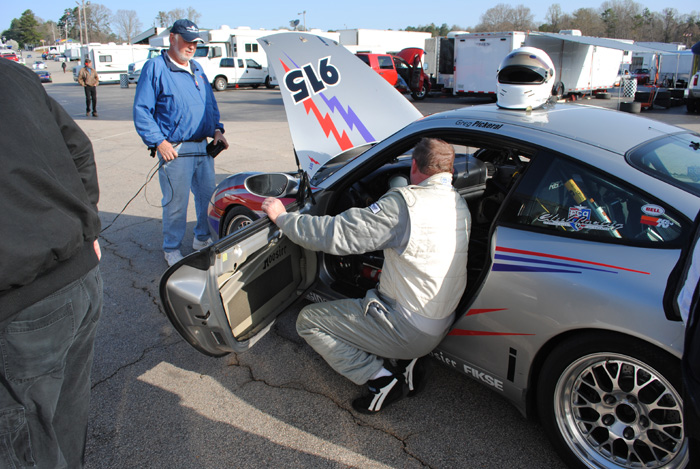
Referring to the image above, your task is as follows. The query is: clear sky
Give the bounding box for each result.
[2,0,698,38]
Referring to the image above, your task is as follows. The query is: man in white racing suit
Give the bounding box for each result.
[262,138,470,413]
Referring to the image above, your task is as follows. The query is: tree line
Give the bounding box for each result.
[3,0,699,50]
[2,6,200,48]
[410,1,699,47]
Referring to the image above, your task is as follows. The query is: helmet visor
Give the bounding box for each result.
[498,51,551,84]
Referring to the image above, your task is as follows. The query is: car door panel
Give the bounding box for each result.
[439,226,684,394]
[160,222,317,356]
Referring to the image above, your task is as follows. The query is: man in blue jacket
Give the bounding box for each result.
[133,19,229,266]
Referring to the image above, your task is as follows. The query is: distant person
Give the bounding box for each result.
[0,58,103,468]
[78,58,99,117]
[62,61,67,73]
[133,19,229,266]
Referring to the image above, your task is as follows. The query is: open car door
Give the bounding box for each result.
[160,219,317,357]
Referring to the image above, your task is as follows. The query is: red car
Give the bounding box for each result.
[356,48,430,100]
[1,51,19,62]
[631,68,651,85]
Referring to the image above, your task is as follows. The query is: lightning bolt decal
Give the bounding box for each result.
[278,58,357,152]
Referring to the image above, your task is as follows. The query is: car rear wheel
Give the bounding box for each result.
[222,206,257,237]
[265,76,276,89]
[537,332,687,469]
[214,76,228,91]
[411,83,428,100]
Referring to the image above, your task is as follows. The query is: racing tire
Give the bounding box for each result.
[265,76,276,89]
[222,206,258,237]
[552,82,565,100]
[214,77,228,92]
[687,99,698,114]
[411,83,428,101]
[536,332,688,469]
[620,101,641,114]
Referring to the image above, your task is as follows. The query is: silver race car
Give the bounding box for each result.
[161,34,699,469]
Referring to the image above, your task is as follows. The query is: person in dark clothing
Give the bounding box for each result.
[62,61,67,73]
[0,58,103,468]
[78,58,99,116]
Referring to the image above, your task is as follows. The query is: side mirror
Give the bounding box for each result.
[244,173,299,198]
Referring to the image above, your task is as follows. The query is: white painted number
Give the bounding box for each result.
[284,57,340,104]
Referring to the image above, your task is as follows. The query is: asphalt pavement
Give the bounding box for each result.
[31,57,700,468]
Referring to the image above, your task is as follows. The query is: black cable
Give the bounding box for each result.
[100,152,209,233]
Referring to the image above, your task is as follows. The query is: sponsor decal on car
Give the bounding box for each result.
[641,204,665,216]
[537,205,624,232]
[454,119,504,130]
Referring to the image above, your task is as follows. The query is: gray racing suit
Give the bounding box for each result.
[277,173,470,384]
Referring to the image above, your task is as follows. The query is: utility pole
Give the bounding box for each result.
[298,10,306,31]
[75,3,83,44]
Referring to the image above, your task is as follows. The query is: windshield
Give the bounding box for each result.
[628,133,700,197]
[310,144,374,185]
[194,47,208,58]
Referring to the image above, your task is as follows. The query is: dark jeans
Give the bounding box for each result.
[84,85,97,114]
[0,266,102,468]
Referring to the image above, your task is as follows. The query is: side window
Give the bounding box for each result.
[98,55,112,63]
[245,43,258,53]
[504,155,684,244]
[356,55,370,66]
[245,59,261,69]
[377,55,394,70]
[237,59,244,68]
[220,58,234,67]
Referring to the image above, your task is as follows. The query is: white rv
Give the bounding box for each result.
[73,44,151,83]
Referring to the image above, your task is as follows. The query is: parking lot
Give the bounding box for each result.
[35,58,700,468]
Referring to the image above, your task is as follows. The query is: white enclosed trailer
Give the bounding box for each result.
[453,31,526,98]
[526,32,624,96]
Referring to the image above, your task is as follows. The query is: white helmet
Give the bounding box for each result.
[496,47,555,110]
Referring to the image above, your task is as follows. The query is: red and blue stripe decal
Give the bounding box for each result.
[492,246,650,275]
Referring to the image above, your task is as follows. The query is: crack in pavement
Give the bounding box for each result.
[91,339,181,390]
[232,327,433,468]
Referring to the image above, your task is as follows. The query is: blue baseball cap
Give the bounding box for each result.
[170,19,204,43]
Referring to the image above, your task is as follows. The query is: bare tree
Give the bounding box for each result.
[84,3,115,43]
[185,7,201,25]
[571,7,606,36]
[476,3,535,32]
[511,5,535,30]
[113,9,142,43]
[154,8,202,28]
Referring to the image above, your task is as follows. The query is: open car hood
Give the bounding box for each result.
[258,32,423,178]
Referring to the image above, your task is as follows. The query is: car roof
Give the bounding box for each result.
[421,103,687,155]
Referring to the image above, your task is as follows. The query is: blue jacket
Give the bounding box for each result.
[133,50,224,148]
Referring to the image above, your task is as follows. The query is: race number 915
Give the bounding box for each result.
[285,57,340,104]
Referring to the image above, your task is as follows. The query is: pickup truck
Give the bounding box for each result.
[356,48,430,100]
[686,71,700,113]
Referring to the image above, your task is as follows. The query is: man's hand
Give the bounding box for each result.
[157,140,178,161]
[261,197,286,224]
[94,239,102,261]
[213,129,229,150]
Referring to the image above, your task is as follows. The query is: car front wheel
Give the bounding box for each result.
[537,332,687,469]
[222,206,257,237]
